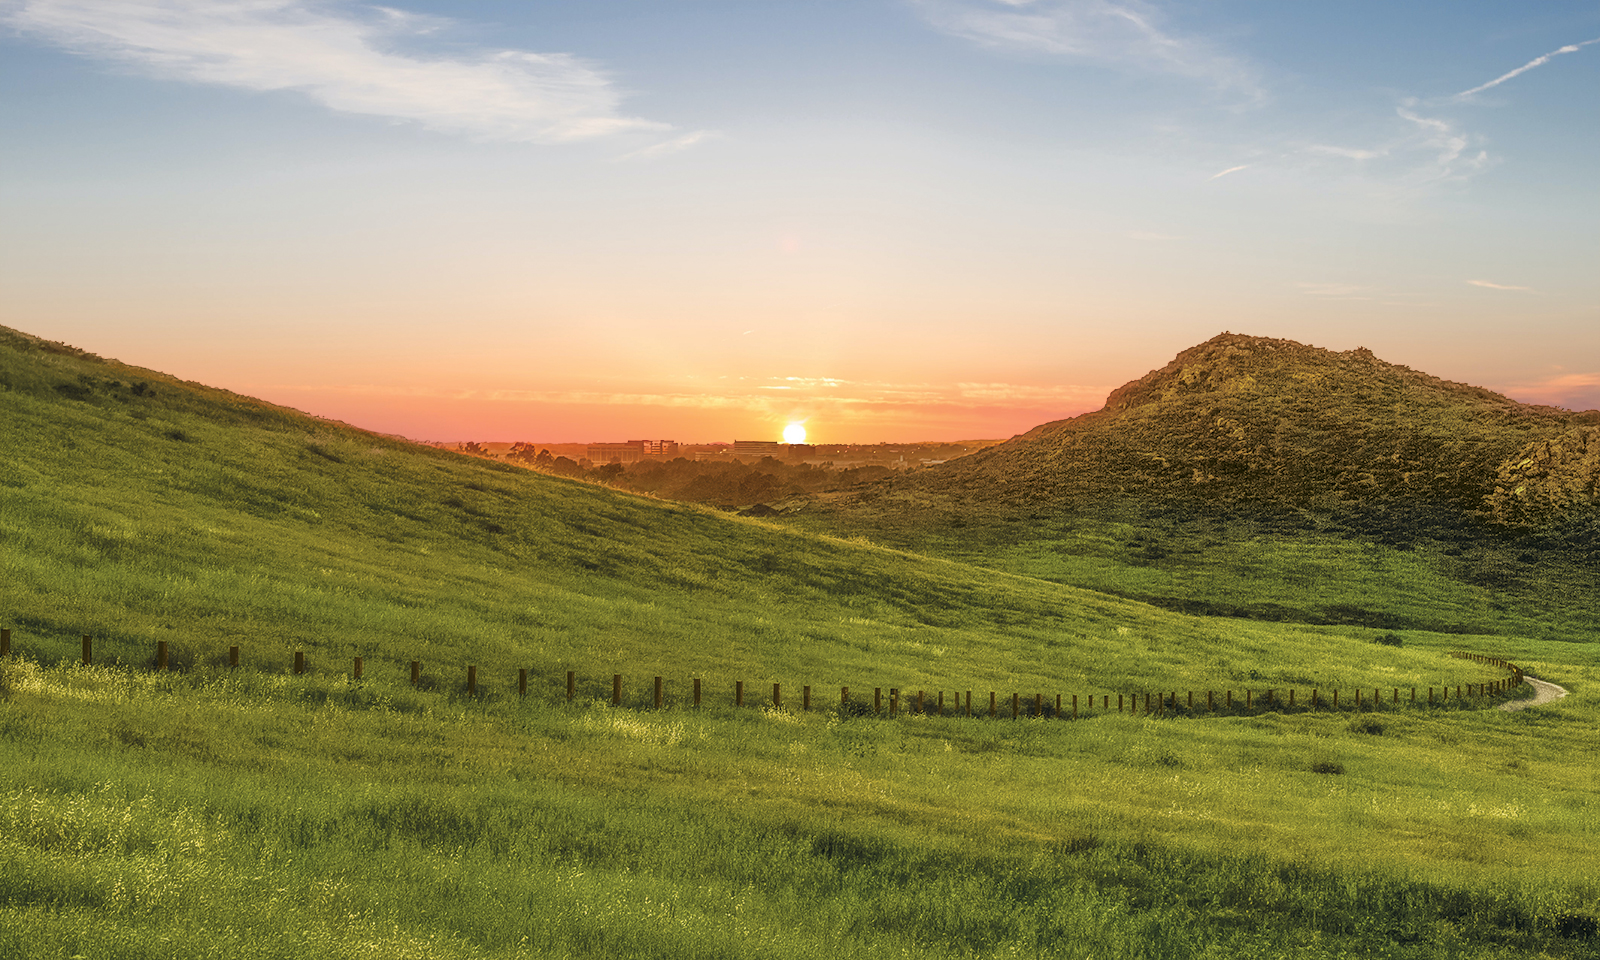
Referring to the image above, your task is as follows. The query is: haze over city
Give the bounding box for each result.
[2,1,1596,442]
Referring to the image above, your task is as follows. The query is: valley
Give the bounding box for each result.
[1,325,1596,959]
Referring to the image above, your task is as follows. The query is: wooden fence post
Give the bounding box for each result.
[966,690,972,717]
[157,640,168,672]
[294,651,304,675]
[804,685,811,712]
[1012,693,1019,719]
[1332,690,1338,709]
[737,680,744,707]
[230,645,239,669]
[519,669,527,698]
[1034,692,1042,717]
[412,661,421,686]
[83,635,92,666]
[1429,687,1434,705]
[613,673,622,706]
[353,655,362,680]
[938,691,944,715]
[1289,689,1295,708]
[1118,694,1123,713]
[655,676,663,710]
[1073,694,1078,719]
[567,670,575,701]
[468,665,477,697]
[918,690,925,715]
[0,628,9,657]
[1055,694,1061,718]
[989,692,996,718]
[774,682,782,710]
[840,686,847,708]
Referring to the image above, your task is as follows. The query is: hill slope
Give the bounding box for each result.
[4,324,1597,960]
[796,334,1600,639]
[868,333,1599,516]
[2,323,1471,694]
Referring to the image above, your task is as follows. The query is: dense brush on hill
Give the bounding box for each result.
[855,334,1595,516]
[795,334,1599,639]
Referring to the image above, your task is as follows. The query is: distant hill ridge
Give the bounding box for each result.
[870,333,1600,522]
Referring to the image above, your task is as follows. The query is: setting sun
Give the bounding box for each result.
[783,422,807,444]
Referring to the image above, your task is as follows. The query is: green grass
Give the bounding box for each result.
[2,656,1597,959]
[3,325,1599,958]
[788,503,1600,644]
[1,333,1510,700]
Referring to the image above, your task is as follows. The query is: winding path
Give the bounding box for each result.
[1499,675,1568,711]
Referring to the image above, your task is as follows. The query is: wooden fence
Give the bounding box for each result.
[0,627,1528,720]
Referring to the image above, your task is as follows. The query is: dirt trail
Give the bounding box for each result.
[1499,675,1568,711]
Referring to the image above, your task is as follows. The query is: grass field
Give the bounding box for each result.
[2,651,1597,960]
[787,495,1600,646]
[3,326,1598,958]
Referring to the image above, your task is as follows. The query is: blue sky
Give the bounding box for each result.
[2,1,1596,441]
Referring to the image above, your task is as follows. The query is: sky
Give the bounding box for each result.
[2,1,1596,443]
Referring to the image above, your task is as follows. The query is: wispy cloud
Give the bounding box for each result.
[912,0,1262,99]
[1454,37,1600,99]
[1467,279,1530,291]
[1207,164,1249,180]
[1287,105,1488,188]
[4,0,667,141]
[615,129,720,161]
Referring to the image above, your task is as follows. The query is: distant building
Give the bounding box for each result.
[587,441,644,464]
[732,440,781,459]
[586,440,679,463]
[786,443,815,459]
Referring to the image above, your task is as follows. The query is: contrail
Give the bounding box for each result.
[1456,37,1600,98]
[1208,164,1250,181]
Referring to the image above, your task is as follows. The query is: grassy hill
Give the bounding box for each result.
[881,332,1600,513]
[2,324,1597,959]
[3,322,1485,695]
[796,334,1600,643]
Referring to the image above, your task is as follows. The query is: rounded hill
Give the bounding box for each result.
[876,333,1599,518]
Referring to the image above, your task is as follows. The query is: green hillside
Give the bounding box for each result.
[3,325,1597,960]
[891,333,1600,512]
[1,323,1480,695]
[797,334,1600,642]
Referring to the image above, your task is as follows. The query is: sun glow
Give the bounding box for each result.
[783,423,807,444]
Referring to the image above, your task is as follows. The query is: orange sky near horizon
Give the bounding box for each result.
[3,3,1595,444]
[244,376,1113,445]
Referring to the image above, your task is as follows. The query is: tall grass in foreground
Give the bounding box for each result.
[2,657,1595,959]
